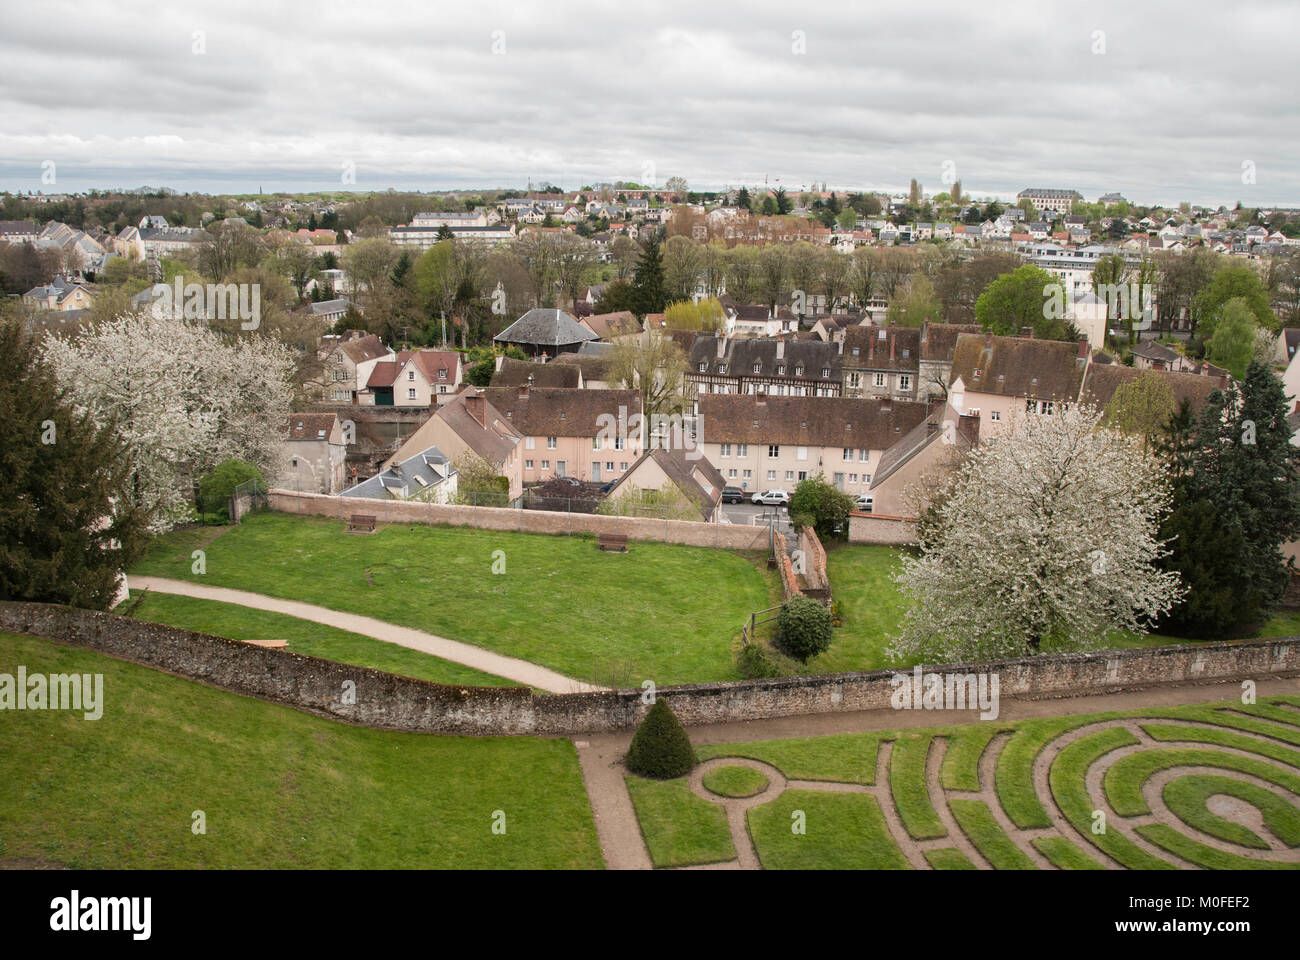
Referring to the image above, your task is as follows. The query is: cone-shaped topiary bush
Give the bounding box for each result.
[624,699,696,779]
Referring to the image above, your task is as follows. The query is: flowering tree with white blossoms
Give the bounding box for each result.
[888,403,1184,664]
[42,311,295,531]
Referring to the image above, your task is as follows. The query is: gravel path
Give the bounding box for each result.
[129,575,603,694]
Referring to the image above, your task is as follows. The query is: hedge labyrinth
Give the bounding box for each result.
[627,696,1300,869]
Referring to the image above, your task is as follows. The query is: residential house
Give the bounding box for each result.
[696,392,930,495]
[947,333,1090,438]
[917,322,984,398]
[840,325,921,401]
[578,310,641,342]
[603,446,727,522]
[367,349,463,406]
[482,385,642,485]
[865,403,979,516]
[686,335,843,399]
[23,276,94,312]
[491,356,582,389]
[317,331,394,403]
[1017,188,1083,216]
[340,445,458,503]
[0,221,39,244]
[308,298,358,325]
[280,413,348,495]
[384,390,524,499]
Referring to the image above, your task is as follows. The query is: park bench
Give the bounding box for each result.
[346,514,377,534]
[597,532,629,553]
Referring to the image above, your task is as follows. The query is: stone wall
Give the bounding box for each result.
[848,511,918,545]
[3,602,1297,736]
[774,532,800,600]
[799,527,829,596]
[268,488,771,551]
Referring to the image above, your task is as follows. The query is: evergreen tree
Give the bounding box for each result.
[1157,363,1300,635]
[624,699,696,779]
[436,224,455,242]
[0,319,149,609]
[736,186,751,211]
[629,235,667,318]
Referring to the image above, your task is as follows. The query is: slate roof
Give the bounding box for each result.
[491,357,581,389]
[1130,340,1183,363]
[697,394,929,449]
[309,298,354,316]
[341,445,455,500]
[494,308,598,348]
[950,333,1087,402]
[481,386,640,437]
[688,335,842,381]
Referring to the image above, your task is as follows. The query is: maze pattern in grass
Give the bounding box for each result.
[630,696,1300,870]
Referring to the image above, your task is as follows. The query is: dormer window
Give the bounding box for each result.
[753,362,761,373]
[698,362,706,372]
[822,368,830,378]
[718,363,727,374]
[794,365,803,376]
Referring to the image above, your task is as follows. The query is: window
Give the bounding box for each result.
[547,436,557,449]
[849,473,858,483]
[606,462,614,471]
[719,443,731,457]
[843,448,853,461]
[851,346,860,356]
[438,369,447,380]
[777,364,786,375]
[765,470,775,480]
[785,470,794,481]
[525,436,535,449]
[822,368,830,378]
[859,449,869,461]
[833,472,845,489]
[874,373,886,387]
[291,458,299,468]
[614,436,625,450]
[797,446,807,460]
[593,437,601,450]
[742,469,752,479]
[767,445,780,458]
[620,462,628,471]
[438,385,447,393]
[408,388,417,400]
[332,368,347,381]
[408,370,415,381]
[794,365,804,376]
[718,363,727,374]
[737,444,748,457]
[541,460,550,469]
[698,362,706,372]
[848,372,861,388]
[862,473,871,484]
[728,468,738,479]
[990,410,1001,421]
[752,362,761,373]
[525,459,534,469]
[899,375,911,391]
[556,461,566,476]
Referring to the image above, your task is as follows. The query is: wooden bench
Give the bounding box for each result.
[597,532,629,553]
[346,514,377,534]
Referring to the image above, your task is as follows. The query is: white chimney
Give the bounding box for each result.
[776,339,785,360]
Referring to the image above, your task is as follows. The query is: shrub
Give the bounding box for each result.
[789,474,855,541]
[198,458,264,521]
[624,700,696,779]
[737,642,783,679]
[776,595,833,661]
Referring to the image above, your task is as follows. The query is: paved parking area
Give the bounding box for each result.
[721,501,795,538]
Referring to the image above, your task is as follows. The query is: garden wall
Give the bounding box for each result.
[4,602,1297,736]
[848,511,918,545]
[266,488,772,551]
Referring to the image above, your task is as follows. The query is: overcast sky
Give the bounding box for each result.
[1,0,1296,206]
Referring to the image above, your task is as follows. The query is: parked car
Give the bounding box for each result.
[721,486,746,504]
[854,494,873,512]
[751,489,791,506]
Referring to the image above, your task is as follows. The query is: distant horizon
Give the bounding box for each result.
[3,174,1295,213]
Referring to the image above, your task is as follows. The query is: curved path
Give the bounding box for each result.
[129,575,604,694]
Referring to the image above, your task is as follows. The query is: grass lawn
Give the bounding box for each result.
[629,695,1300,870]
[0,631,602,869]
[624,776,735,868]
[125,590,518,688]
[819,544,1300,675]
[129,512,772,686]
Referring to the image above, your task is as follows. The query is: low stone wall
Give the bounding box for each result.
[848,511,918,545]
[268,488,771,551]
[3,602,1298,736]
[799,527,829,595]
[774,532,800,600]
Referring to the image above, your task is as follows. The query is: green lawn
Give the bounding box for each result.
[819,544,1300,674]
[624,776,735,868]
[630,695,1300,870]
[129,512,772,686]
[0,631,602,869]
[125,590,518,688]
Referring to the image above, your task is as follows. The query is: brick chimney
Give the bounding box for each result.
[465,392,487,427]
[958,412,980,443]
[889,332,896,360]
[1077,340,1089,359]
